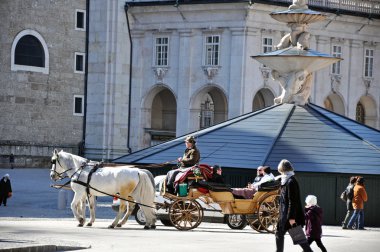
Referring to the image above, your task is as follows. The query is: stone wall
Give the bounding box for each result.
[0,0,86,167]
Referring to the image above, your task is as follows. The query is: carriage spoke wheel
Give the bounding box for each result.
[247,214,266,233]
[169,199,203,231]
[258,193,280,234]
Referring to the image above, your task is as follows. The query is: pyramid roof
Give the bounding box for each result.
[114,103,380,175]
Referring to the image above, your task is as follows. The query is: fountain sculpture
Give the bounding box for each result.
[252,0,342,105]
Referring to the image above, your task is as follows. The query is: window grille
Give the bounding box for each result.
[15,35,45,67]
[356,102,365,124]
[200,95,214,129]
[364,48,374,78]
[332,45,342,75]
[205,35,220,66]
[155,37,169,66]
[263,37,273,53]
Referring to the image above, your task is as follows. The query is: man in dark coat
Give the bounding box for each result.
[275,159,313,252]
[0,174,12,206]
[166,135,200,193]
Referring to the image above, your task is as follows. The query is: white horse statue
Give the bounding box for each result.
[50,149,156,229]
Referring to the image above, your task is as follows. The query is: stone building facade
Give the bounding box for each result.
[0,0,87,167]
[1,0,379,165]
[115,0,379,153]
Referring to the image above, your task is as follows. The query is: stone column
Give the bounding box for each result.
[228,27,246,118]
[85,0,130,160]
[176,29,194,136]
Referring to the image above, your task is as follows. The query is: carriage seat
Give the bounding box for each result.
[257,180,281,191]
[189,180,232,192]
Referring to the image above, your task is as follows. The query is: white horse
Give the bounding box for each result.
[50,149,156,229]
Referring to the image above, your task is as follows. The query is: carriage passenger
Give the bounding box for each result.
[166,135,200,194]
[249,166,275,190]
[247,166,264,188]
[209,165,224,184]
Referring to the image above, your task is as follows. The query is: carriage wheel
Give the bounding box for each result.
[257,193,280,234]
[168,199,203,231]
[247,214,266,233]
[226,214,247,230]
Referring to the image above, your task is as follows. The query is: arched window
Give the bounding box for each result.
[11,30,49,74]
[15,35,45,67]
[356,102,365,124]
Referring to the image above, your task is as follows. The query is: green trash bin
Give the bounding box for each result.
[178,183,188,197]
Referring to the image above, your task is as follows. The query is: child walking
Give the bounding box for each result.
[304,195,327,252]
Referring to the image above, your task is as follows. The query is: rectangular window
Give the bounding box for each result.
[155,37,169,66]
[332,45,342,75]
[263,37,273,53]
[204,35,220,66]
[364,48,374,78]
[74,52,85,73]
[75,10,86,31]
[73,95,84,116]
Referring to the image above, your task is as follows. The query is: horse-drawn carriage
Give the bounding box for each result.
[50,150,280,232]
[156,164,280,233]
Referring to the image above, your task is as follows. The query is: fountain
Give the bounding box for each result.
[252,0,342,105]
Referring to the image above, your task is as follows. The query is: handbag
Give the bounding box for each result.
[288,225,307,245]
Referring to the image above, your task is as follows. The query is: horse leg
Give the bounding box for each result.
[118,201,135,227]
[109,200,127,228]
[140,205,157,230]
[71,193,85,227]
[86,195,96,227]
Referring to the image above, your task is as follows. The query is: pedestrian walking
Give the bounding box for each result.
[9,153,15,169]
[275,159,313,252]
[341,176,357,229]
[0,174,12,206]
[347,177,368,230]
[305,195,327,252]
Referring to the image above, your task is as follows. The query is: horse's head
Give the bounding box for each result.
[50,149,68,181]
[50,149,88,181]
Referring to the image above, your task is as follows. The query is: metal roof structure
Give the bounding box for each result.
[114,103,380,175]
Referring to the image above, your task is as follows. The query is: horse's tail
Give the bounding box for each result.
[140,169,154,188]
[132,170,156,227]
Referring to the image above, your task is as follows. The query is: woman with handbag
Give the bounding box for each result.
[275,159,313,252]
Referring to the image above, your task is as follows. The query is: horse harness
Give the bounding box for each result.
[70,162,155,209]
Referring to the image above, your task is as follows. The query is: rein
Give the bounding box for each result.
[50,159,73,180]
[72,163,156,209]
[71,178,156,209]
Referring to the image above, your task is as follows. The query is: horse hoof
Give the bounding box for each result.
[151,225,156,229]
[77,224,84,227]
[116,224,122,227]
[143,226,150,230]
[86,223,92,227]
[108,225,115,229]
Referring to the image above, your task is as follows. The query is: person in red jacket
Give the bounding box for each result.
[347,177,368,230]
[305,195,327,252]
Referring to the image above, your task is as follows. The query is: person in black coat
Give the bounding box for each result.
[209,165,224,184]
[275,159,313,252]
[0,174,12,206]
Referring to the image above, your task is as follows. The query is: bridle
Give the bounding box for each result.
[50,155,73,180]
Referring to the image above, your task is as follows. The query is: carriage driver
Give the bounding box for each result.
[177,135,200,167]
[165,135,201,193]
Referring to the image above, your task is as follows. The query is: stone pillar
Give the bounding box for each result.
[176,29,194,135]
[85,0,131,160]
[228,27,246,118]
